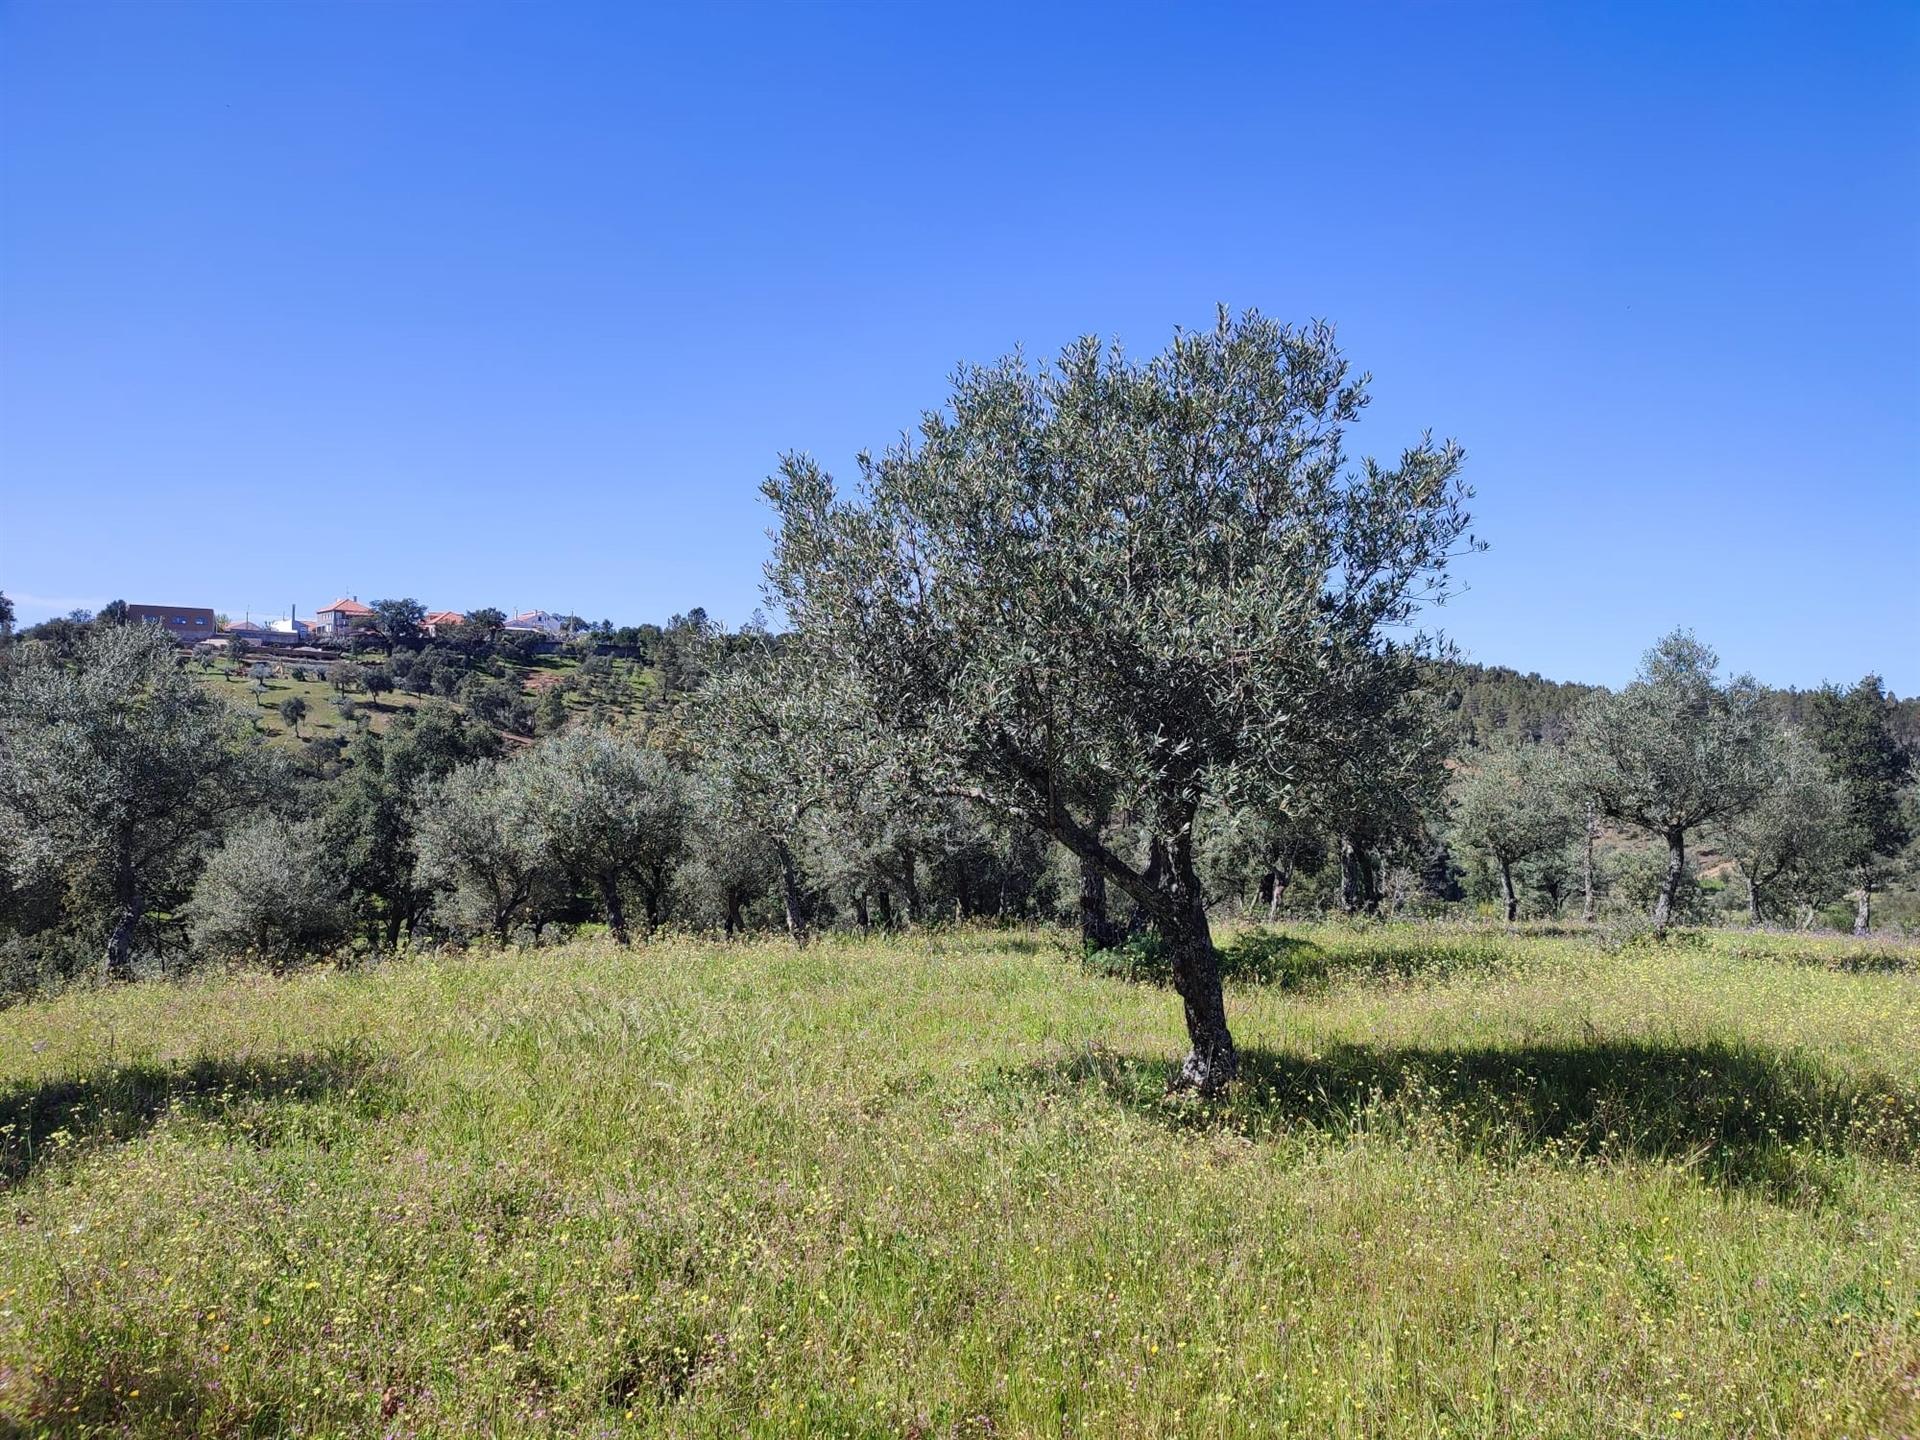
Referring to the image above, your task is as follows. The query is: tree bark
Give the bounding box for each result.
[775,840,808,943]
[1161,859,1236,1096]
[1499,857,1518,924]
[1651,827,1686,936]
[598,874,630,946]
[1078,853,1121,951]
[1339,835,1380,915]
[1746,870,1762,927]
[875,888,894,929]
[1144,821,1236,1090]
[1580,801,1597,924]
[854,891,871,931]
[1853,871,1872,936]
[723,889,743,939]
[102,864,142,983]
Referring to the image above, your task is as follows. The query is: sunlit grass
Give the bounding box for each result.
[1,924,1916,1436]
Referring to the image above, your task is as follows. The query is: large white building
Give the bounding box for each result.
[504,609,570,637]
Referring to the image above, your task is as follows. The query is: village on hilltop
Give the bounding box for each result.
[124,598,578,659]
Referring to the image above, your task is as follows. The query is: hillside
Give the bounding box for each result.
[3,925,1916,1436]
[194,648,668,756]
[1440,660,1920,750]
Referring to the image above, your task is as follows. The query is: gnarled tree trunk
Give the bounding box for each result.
[1160,879,1235,1096]
[1498,857,1518,924]
[1853,870,1872,937]
[102,862,142,983]
[1650,827,1686,936]
[1154,822,1236,1095]
[774,840,808,943]
[1339,834,1380,916]
[1078,854,1121,951]
[597,874,630,945]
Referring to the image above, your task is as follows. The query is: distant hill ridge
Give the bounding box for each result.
[1436,660,1920,751]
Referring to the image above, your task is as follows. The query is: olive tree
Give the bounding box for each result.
[1569,632,1773,935]
[679,778,780,937]
[762,309,1473,1092]
[414,759,554,943]
[1721,730,1858,926]
[0,623,277,978]
[693,647,868,943]
[520,728,689,941]
[1807,675,1913,935]
[188,815,350,968]
[1449,741,1579,922]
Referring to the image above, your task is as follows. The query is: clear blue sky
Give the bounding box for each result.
[3,2,1915,690]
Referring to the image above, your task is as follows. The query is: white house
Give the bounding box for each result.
[504,609,570,637]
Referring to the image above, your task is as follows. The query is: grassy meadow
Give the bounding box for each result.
[1,925,1917,1437]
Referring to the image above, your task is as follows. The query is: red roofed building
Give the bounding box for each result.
[314,597,377,635]
[423,609,466,637]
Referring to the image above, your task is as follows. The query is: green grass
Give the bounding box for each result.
[1,925,1917,1436]
[197,668,427,749]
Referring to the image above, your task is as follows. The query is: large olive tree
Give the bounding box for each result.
[0,623,276,978]
[762,309,1473,1093]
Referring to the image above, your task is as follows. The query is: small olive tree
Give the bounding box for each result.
[519,728,689,941]
[761,309,1474,1092]
[1721,730,1858,926]
[1569,632,1773,935]
[1807,676,1913,934]
[1450,742,1579,922]
[414,759,555,943]
[188,815,350,969]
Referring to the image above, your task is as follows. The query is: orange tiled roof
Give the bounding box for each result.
[424,610,465,626]
[316,597,375,616]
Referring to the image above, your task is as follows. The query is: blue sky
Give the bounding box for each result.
[2,2,1915,689]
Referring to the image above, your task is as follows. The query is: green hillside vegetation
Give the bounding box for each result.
[2,926,1916,1437]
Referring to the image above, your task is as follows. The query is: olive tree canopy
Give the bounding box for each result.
[1569,631,1773,934]
[762,308,1474,1092]
[1450,741,1578,922]
[0,623,277,978]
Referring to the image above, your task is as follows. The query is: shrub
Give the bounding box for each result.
[1218,929,1330,988]
[1081,929,1332,990]
[1081,933,1169,984]
[187,816,351,971]
[1594,914,1709,955]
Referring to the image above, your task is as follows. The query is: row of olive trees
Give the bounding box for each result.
[1449,632,1911,933]
[0,618,1066,987]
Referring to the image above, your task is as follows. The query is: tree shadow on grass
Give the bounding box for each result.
[0,1045,394,1189]
[1027,1038,1920,1198]
[0,1343,290,1440]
